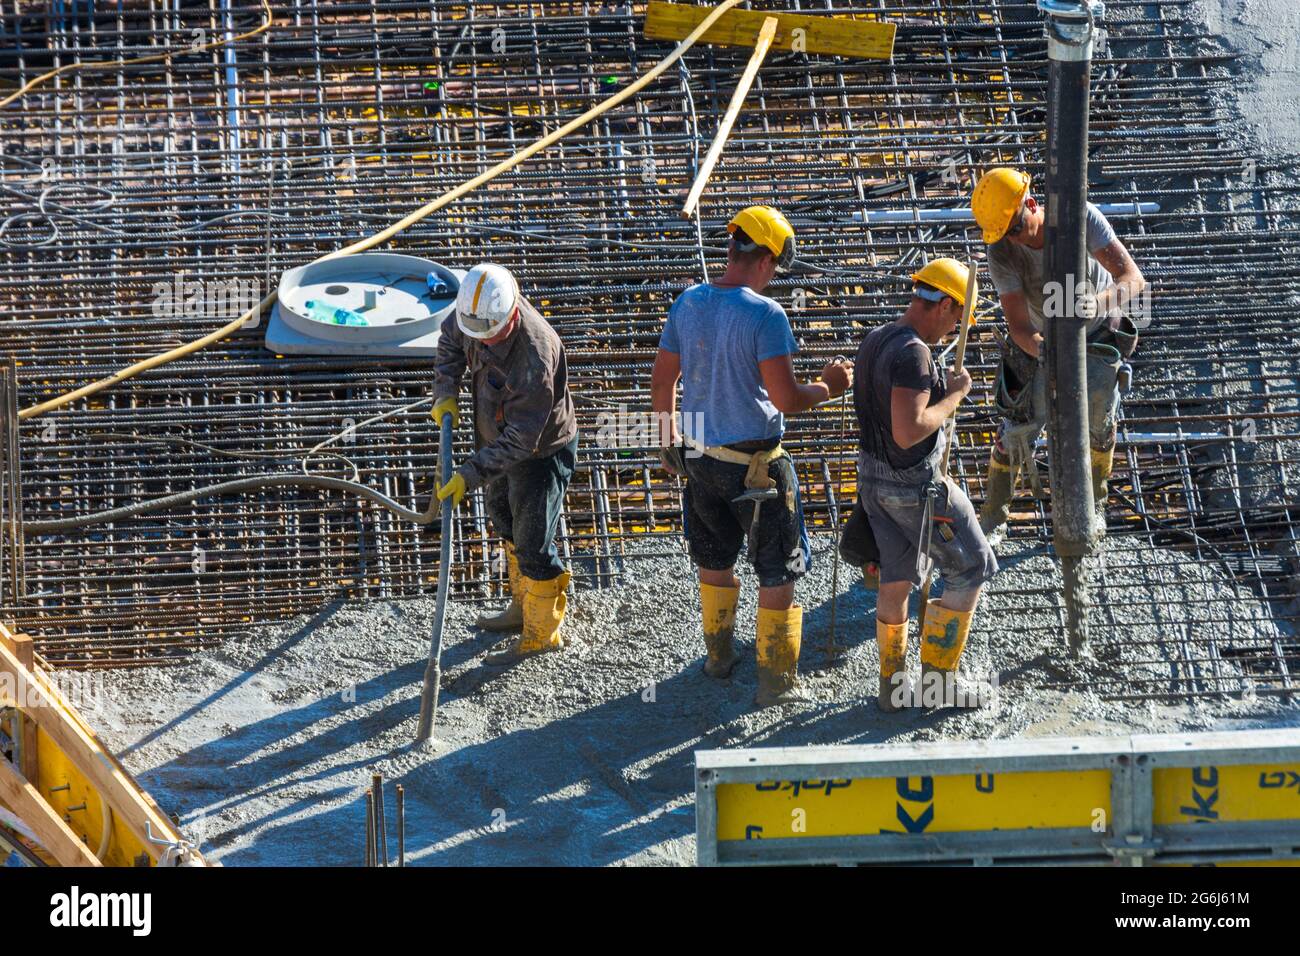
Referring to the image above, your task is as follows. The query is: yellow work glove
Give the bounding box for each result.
[436,472,466,508]
[431,396,459,429]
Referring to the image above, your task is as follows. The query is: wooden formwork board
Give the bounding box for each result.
[0,621,206,866]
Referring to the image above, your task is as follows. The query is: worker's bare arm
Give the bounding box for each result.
[759,354,850,415]
[1001,291,1042,358]
[651,348,682,445]
[1092,238,1146,316]
[890,369,971,449]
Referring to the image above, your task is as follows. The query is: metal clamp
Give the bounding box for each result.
[1102,832,1162,866]
[1038,0,1105,61]
[145,819,197,867]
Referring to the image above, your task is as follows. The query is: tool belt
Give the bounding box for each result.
[993,335,1046,500]
[839,498,881,566]
[690,438,787,490]
[1090,313,1141,359]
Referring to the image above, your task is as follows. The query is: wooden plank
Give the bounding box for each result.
[9,633,38,782]
[0,638,197,865]
[681,16,779,220]
[0,754,101,867]
[0,622,17,654]
[644,2,896,60]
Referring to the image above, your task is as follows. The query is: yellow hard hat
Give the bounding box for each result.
[910,257,970,307]
[728,205,796,268]
[972,168,1031,243]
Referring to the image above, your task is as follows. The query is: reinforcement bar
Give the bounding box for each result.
[0,2,1296,704]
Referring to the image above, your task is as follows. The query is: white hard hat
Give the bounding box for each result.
[455,263,519,340]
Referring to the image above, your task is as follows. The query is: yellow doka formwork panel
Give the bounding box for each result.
[717,769,1111,840]
[644,2,896,60]
[1153,763,1300,826]
[2,623,202,866]
[36,725,153,867]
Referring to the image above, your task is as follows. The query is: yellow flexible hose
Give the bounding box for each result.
[18,0,744,421]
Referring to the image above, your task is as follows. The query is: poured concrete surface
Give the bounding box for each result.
[1193,0,1300,163]
[92,537,1298,866]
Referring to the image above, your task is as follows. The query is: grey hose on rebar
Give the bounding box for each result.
[25,397,440,534]
[25,473,439,534]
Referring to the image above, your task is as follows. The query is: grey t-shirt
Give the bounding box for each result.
[987,202,1117,335]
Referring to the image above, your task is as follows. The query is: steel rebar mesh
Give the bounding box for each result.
[0,1,1296,701]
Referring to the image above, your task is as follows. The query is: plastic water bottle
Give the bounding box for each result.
[304,299,368,326]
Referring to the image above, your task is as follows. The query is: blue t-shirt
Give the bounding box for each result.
[659,284,798,447]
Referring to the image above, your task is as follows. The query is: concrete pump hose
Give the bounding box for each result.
[17,0,744,422]
[22,398,437,534]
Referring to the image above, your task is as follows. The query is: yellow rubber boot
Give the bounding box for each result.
[754,606,806,707]
[485,570,570,665]
[1090,445,1114,506]
[919,601,976,708]
[476,541,524,632]
[700,583,740,679]
[876,619,909,713]
[978,448,1015,537]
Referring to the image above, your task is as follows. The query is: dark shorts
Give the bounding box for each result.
[860,476,997,591]
[682,451,811,588]
[483,435,578,581]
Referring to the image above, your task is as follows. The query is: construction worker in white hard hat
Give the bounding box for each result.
[651,205,853,707]
[972,168,1148,539]
[431,263,579,664]
[853,258,997,712]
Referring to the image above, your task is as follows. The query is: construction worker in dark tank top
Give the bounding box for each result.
[854,258,998,712]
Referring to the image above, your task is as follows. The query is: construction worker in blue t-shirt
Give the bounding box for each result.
[650,206,853,707]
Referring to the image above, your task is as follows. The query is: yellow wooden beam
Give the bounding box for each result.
[0,630,40,782]
[681,16,779,219]
[644,2,896,60]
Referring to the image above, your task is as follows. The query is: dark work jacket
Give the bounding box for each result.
[432,297,577,490]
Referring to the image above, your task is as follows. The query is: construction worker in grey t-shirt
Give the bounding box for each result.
[971,168,1148,538]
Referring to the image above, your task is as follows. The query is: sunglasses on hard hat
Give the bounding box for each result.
[776,236,796,270]
[457,310,498,335]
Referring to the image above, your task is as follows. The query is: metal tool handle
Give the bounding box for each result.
[415,411,455,743]
[919,266,979,635]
